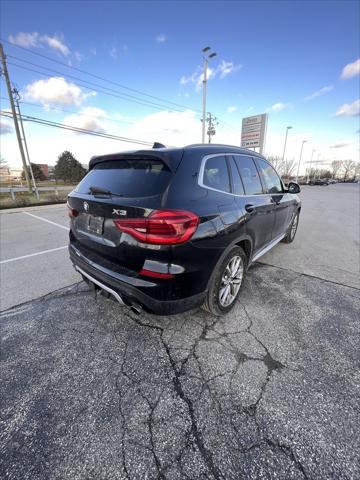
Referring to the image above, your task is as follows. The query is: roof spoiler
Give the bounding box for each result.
[152,142,166,149]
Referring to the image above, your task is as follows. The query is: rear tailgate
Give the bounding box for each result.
[68,156,175,271]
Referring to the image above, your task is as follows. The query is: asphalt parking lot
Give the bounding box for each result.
[1,184,359,479]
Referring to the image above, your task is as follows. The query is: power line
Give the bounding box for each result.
[217,119,239,134]
[0,111,155,146]
[6,60,201,116]
[8,54,196,113]
[1,39,202,113]
[6,60,203,120]
[0,96,135,126]
[2,40,241,137]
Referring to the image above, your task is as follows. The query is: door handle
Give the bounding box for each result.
[245,204,255,213]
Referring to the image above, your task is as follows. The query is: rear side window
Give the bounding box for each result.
[75,158,172,197]
[229,156,245,195]
[202,156,231,193]
[234,155,263,195]
[256,159,283,194]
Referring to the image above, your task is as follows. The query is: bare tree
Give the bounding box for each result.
[330,160,343,179]
[282,158,297,180]
[267,155,284,174]
[342,160,356,181]
[352,162,360,181]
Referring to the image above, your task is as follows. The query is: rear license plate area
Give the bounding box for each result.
[87,215,104,234]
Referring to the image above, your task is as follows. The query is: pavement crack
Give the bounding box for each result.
[126,312,224,479]
[265,438,309,479]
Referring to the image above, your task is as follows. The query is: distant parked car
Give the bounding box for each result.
[309,179,329,186]
[68,143,301,316]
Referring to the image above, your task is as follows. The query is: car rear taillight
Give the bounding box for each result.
[139,269,174,279]
[67,202,79,218]
[114,210,199,245]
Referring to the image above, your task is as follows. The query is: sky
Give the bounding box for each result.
[0,0,359,174]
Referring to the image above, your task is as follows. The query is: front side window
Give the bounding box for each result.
[256,159,283,194]
[203,155,231,193]
[233,155,263,195]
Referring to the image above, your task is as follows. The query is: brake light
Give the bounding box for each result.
[139,269,174,279]
[67,202,79,218]
[114,209,199,245]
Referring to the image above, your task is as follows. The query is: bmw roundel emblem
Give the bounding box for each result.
[83,201,89,212]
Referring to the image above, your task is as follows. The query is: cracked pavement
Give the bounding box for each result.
[1,262,359,479]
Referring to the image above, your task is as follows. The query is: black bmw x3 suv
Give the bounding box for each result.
[68,144,301,316]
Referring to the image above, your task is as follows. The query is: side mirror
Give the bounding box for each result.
[288,182,301,194]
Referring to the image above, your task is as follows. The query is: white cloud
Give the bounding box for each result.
[267,102,290,113]
[24,77,95,107]
[109,47,117,59]
[227,106,237,114]
[246,106,254,113]
[336,99,360,117]
[90,47,97,56]
[180,66,215,91]
[8,32,39,48]
[156,34,167,43]
[63,107,107,133]
[8,31,70,56]
[180,60,241,91]
[329,142,353,148]
[304,85,334,101]
[217,60,242,79]
[341,59,360,79]
[128,110,201,146]
[74,51,84,62]
[40,34,70,56]
[0,119,13,135]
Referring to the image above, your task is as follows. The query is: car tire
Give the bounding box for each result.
[282,211,299,244]
[202,246,247,316]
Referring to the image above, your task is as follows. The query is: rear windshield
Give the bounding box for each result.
[75,158,172,197]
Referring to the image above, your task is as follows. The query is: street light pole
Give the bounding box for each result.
[201,47,216,143]
[202,57,208,144]
[306,149,315,184]
[296,140,307,183]
[281,126,292,180]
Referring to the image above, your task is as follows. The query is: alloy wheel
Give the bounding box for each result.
[219,255,244,307]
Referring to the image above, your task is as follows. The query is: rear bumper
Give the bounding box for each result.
[69,244,206,315]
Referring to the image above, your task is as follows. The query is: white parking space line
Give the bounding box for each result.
[0,246,68,265]
[23,212,69,231]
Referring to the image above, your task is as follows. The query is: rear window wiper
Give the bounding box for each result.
[89,185,124,197]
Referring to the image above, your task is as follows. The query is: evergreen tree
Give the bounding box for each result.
[54,151,86,183]
[21,163,47,181]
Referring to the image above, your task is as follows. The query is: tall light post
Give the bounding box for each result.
[281,126,292,180]
[201,47,217,143]
[296,140,307,183]
[306,149,316,184]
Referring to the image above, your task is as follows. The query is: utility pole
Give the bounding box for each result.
[206,112,218,143]
[13,88,39,198]
[201,47,217,143]
[0,43,32,192]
